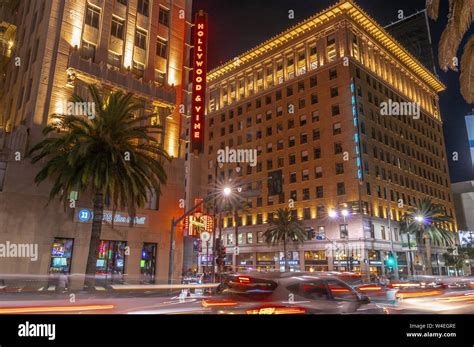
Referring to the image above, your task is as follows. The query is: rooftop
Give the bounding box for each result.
[207,0,445,93]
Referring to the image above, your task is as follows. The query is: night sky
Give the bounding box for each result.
[192,0,474,183]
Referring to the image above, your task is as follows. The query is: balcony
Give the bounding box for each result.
[67,50,176,105]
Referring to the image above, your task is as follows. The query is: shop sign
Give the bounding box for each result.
[75,208,148,227]
[304,260,328,265]
[239,261,253,265]
[191,11,208,153]
[333,260,360,265]
[257,261,275,265]
[279,260,299,265]
[368,260,382,265]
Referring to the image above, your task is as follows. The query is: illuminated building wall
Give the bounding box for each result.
[198,0,455,275]
[0,0,192,285]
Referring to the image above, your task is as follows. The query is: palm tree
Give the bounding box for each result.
[29,84,170,289]
[400,197,455,275]
[264,208,307,272]
[426,0,474,103]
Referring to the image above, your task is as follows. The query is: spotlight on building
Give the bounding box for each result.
[328,209,337,218]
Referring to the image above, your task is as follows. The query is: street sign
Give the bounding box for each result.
[316,235,324,240]
[200,231,211,242]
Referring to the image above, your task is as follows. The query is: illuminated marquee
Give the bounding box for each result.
[184,212,214,237]
[191,10,208,153]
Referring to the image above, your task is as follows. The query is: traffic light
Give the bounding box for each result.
[215,238,226,266]
[385,253,395,270]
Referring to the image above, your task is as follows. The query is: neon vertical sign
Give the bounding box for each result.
[351,79,363,182]
[191,10,208,153]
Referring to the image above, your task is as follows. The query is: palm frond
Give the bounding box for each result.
[29,83,170,217]
[426,0,440,20]
[460,34,474,103]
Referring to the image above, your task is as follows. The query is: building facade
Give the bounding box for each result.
[466,114,474,167]
[0,0,192,287]
[452,181,474,274]
[192,1,456,277]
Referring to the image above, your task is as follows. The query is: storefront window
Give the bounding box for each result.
[368,250,379,260]
[237,253,254,270]
[140,243,157,284]
[49,238,74,274]
[304,250,328,271]
[256,252,277,271]
[96,240,127,283]
[279,251,300,271]
[304,250,327,261]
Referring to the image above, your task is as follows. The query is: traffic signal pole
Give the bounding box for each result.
[386,181,399,280]
[168,193,217,284]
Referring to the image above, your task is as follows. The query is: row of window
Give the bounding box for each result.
[86,1,169,27]
[224,224,400,246]
[82,3,169,79]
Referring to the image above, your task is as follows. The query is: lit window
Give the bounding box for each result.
[85,5,100,28]
[138,0,149,16]
[156,37,167,58]
[159,7,169,26]
[111,16,124,39]
[135,28,147,49]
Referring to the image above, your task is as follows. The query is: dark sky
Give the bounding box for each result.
[192,0,474,183]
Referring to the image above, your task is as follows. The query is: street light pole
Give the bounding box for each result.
[168,192,219,284]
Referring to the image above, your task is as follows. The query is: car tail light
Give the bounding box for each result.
[328,285,351,293]
[357,284,383,292]
[201,299,238,308]
[387,282,420,289]
[246,306,306,315]
[337,273,362,278]
[396,289,443,299]
[237,276,251,284]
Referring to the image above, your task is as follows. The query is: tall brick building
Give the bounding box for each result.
[0,0,192,286]
[188,0,456,277]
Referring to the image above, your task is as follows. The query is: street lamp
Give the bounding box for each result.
[223,186,232,196]
[415,215,425,223]
[328,208,351,271]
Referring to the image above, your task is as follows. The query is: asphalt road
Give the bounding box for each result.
[1,289,474,314]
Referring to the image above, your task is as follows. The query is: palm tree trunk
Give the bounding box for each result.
[423,232,433,275]
[84,192,104,291]
[283,240,289,272]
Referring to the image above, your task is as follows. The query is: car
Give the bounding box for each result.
[315,272,388,301]
[201,272,386,314]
